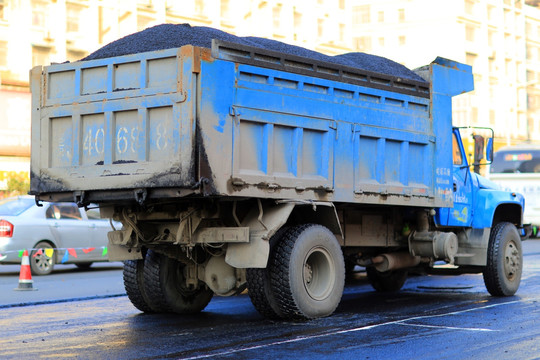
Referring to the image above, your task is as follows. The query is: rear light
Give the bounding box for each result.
[0,220,13,237]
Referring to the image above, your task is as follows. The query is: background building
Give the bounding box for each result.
[0,0,540,195]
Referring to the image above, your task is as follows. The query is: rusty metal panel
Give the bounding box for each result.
[32,43,463,210]
[31,48,198,195]
[231,108,334,190]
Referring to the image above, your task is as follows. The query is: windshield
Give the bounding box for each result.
[490,149,540,173]
[0,197,35,216]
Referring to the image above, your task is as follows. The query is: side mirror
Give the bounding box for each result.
[486,138,493,162]
[473,134,485,164]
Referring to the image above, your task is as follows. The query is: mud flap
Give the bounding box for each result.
[225,231,269,268]
[107,242,143,261]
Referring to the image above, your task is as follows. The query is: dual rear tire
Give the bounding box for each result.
[247,224,345,321]
[123,250,213,314]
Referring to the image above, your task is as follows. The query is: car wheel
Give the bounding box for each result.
[30,241,55,276]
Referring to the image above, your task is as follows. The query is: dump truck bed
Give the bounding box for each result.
[30,41,458,208]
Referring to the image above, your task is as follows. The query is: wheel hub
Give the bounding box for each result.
[302,247,334,301]
[504,240,520,281]
[303,263,313,285]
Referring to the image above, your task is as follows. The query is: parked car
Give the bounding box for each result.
[0,195,117,275]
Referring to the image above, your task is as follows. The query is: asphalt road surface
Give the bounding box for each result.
[1,242,540,360]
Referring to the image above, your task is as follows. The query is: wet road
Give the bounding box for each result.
[1,242,540,360]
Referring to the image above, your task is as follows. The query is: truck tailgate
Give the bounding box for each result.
[30,47,199,198]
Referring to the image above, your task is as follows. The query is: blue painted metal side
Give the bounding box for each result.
[198,59,442,206]
[32,46,523,222]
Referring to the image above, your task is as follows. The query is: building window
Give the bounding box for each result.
[195,0,205,15]
[339,23,345,42]
[32,45,51,67]
[378,11,384,22]
[32,0,48,28]
[489,109,496,126]
[318,19,324,38]
[465,25,476,42]
[137,0,153,8]
[353,5,370,25]
[0,40,7,68]
[221,0,230,20]
[294,11,302,29]
[398,8,405,22]
[465,0,475,15]
[488,30,495,47]
[137,15,153,31]
[487,5,495,21]
[273,5,281,29]
[489,57,496,72]
[0,0,5,20]
[66,4,82,33]
[378,37,384,46]
[354,36,372,51]
[399,35,406,46]
[66,49,87,63]
[339,0,345,10]
[466,52,478,68]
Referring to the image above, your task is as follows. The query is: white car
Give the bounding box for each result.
[0,195,117,275]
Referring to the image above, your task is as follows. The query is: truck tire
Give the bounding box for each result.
[246,228,288,320]
[269,224,345,320]
[123,257,155,313]
[143,250,172,312]
[144,249,213,314]
[366,267,408,292]
[483,222,523,296]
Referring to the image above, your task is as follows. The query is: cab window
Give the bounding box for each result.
[453,133,463,165]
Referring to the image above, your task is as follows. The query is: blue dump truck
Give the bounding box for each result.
[30,34,525,320]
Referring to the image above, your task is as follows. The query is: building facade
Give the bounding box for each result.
[351,0,540,149]
[1,0,540,193]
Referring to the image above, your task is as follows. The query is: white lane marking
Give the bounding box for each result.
[180,298,538,360]
[397,323,497,332]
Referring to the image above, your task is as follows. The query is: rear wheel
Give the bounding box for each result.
[246,228,288,320]
[30,241,55,276]
[123,253,155,313]
[143,250,173,312]
[269,224,345,320]
[483,222,522,296]
[366,267,408,292]
[144,250,213,314]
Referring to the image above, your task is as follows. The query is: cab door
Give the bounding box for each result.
[446,129,474,227]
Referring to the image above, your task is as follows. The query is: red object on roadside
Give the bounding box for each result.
[14,249,37,291]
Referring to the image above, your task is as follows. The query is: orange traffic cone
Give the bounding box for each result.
[14,249,37,291]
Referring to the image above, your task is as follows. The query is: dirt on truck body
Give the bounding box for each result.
[30,24,525,321]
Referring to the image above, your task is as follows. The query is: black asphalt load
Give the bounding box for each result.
[81,23,426,82]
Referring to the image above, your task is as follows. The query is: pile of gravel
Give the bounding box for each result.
[82,23,425,83]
